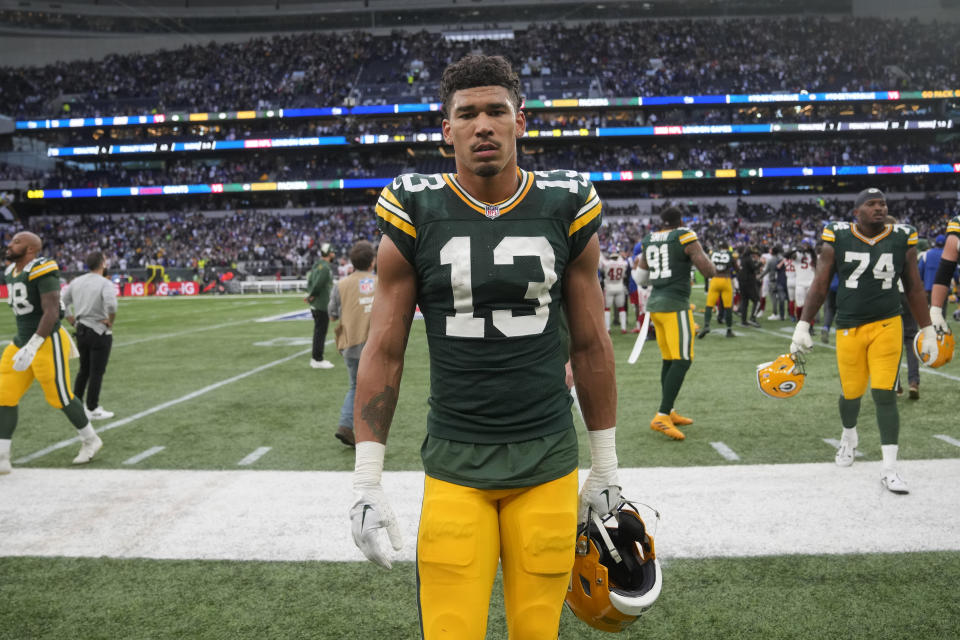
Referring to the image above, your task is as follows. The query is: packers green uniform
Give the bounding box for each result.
[5,257,62,346]
[375,168,601,488]
[822,221,917,329]
[0,257,79,411]
[947,215,960,241]
[710,249,735,276]
[643,227,698,312]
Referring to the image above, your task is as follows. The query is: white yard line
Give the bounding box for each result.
[237,447,272,466]
[934,434,960,448]
[13,348,312,464]
[709,441,740,461]
[122,446,166,465]
[113,318,265,348]
[1,460,958,561]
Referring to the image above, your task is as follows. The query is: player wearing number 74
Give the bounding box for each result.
[347,55,630,639]
[790,188,937,495]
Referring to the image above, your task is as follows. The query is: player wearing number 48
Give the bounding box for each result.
[350,54,639,639]
[790,188,937,495]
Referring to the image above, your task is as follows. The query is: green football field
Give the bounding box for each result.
[1,293,959,639]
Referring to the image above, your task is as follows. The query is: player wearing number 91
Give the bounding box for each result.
[349,55,623,639]
[790,188,936,495]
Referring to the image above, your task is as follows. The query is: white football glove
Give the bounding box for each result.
[350,442,403,569]
[918,325,939,366]
[578,427,621,523]
[790,320,814,355]
[12,334,44,372]
[929,307,949,334]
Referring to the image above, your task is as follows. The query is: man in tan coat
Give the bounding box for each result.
[328,240,377,447]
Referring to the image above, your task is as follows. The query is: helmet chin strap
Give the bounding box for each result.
[591,510,623,563]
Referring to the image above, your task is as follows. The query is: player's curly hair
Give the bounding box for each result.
[440,55,522,117]
[660,207,683,228]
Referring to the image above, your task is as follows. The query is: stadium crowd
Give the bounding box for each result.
[3,17,959,118]
[5,195,956,277]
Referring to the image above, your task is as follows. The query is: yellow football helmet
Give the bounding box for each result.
[565,500,662,633]
[914,329,955,368]
[756,352,806,398]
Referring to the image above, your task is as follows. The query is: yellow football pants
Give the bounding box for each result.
[835,316,903,398]
[417,470,578,640]
[0,327,75,409]
[706,276,734,308]
[651,309,695,361]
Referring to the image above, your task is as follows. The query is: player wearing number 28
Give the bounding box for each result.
[0,231,103,475]
[348,55,620,639]
[791,189,937,495]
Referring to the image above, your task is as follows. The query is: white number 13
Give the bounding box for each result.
[440,236,557,338]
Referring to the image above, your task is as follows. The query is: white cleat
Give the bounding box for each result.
[310,359,334,369]
[85,406,115,420]
[0,452,11,475]
[835,441,856,467]
[881,470,909,495]
[72,433,103,465]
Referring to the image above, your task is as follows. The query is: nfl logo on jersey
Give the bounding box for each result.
[484,204,501,219]
[359,277,375,294]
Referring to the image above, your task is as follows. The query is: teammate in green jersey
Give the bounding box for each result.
[699,245,737,339]
[0,231,103,475]
[634,207,716,440]
[347,55,622,639]
[929,214,959,330]
[791,188,936,494]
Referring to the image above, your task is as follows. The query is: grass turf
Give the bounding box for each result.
[2,552,959,639]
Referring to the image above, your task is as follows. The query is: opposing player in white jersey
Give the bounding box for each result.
[601,248,629,333]
[784,251,797,320]
[793,239,817,321]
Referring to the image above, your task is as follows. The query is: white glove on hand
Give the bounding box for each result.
[919,325,939,366]
[790,320,813,355]
[12,334,44,372]
[929,307,949,334]
[578,428,621,523]
[350,442,402,569]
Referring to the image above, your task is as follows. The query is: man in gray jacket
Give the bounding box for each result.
[62,251,118,420]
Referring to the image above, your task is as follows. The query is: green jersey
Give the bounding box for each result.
[4,257,62,346]
[947,215,960,241]
[376,169,601,486]
[306,260,333,311]
[710,248,735,277]
[643,227,698,312]
[821,221,918,329]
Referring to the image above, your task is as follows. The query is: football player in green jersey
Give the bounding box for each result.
[791,188,937,494]
[634,207,716,440]
[347,55,621,640]
[699,244,737,339]
[929,214,959,329]
[0,231,102,475]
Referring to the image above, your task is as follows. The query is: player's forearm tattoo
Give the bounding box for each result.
[361,385,398,443]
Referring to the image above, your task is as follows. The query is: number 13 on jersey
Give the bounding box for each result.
[440,235,557,338]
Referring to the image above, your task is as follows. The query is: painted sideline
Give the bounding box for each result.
[1,459,959,562]
[13,348,312,464]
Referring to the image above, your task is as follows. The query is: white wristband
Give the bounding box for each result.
[795,320,810,333]
[587,427,618,482]
[930,307,945,324]
[353,441,386,490]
